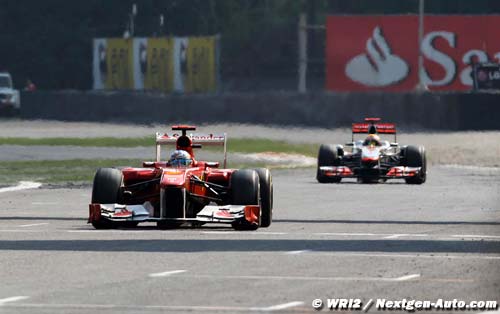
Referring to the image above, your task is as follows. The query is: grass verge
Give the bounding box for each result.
[0,137,318,157]
[0,159,282,185]
[0,137,318,185]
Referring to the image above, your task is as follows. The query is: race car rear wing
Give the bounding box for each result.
[352,118,397,142]
[155,129,227,167]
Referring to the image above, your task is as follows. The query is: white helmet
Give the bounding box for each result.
[168,150,193,167]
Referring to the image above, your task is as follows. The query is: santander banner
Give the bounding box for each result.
[326,15,500,91]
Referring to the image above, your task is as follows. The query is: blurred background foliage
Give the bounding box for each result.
[1,0,500,90]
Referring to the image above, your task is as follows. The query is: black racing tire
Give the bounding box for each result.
[91,168,123,229]
[230,169,260,230]
[91,168,123,203]
[316,144,341,183]
[403,145,427,184]
[254,168,273,228]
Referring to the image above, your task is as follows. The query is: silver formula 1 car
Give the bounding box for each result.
[316,118,426,184]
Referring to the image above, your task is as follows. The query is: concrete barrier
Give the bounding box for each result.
[19,91,500,130]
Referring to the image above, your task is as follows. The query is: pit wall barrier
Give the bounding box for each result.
[19,91,500,130]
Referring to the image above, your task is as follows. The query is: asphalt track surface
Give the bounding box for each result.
[0,166,499,314]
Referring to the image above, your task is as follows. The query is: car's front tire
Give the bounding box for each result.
[231,169,260,230]
[254,168,273,228]
[317,144,341,183]
[91,168,123,229]
[403,145,426,184]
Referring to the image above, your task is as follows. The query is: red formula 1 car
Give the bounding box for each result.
[316,118,426,184]
[88,125,273,230]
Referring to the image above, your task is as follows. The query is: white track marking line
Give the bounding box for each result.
[202,231,287,235]
[0,230,39,233]
[384,234,408,239]
[394,274,421,281]
[173,273,420,282]
[318,232,378,236]
[31,202,58,205]
[259,301,304,311]
[0,181,41,193]
[19,223,49,228]
[149,270,187,278]
[285,250,312,255]
[66,230,178,234]
[384,234,429,239]
[0,296,29,306]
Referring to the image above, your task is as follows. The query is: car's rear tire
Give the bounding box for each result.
[91,168,124,229]
[403,145,426,184]
[231,169,260,230]
[254,168,273,228]
[317,144,341,183]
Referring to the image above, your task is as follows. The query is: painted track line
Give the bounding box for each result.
[202,231,287,235]
[0,230,39,233]
[394,274,421,281]
[259,301,304,311]
[67,230,153,233]
[31,202,58,205]
[0,296,29,305]
[384,234,408,239]
[172,274,421,282]
[285,250,312,255]
[19,223,49,228]
[318,232,377,236]
[149,270,187,278]
[0,181,41,193]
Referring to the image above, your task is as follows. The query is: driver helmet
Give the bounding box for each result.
[168,150,193,167]
[363,134,381,146]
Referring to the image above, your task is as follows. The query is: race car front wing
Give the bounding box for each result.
[88,202,260,226]
[319,166,422,179]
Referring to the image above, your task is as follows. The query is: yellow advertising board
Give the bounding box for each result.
[94,36,218,92]
[185,37,217,93]
[105,39,134,89]
[144,38,174,92]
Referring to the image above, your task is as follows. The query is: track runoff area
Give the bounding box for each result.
[0,165,499,313]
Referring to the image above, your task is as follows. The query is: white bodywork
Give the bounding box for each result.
[348,140,399,156]
[0,73,20,109]
[98,202,249,223]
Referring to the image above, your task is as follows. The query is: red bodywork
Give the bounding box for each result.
[88,125,261,228]
[119,163,234,208]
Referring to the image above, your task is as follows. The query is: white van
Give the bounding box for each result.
[0,72,20,110]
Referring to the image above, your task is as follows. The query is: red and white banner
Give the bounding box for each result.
[326,15,500,91]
